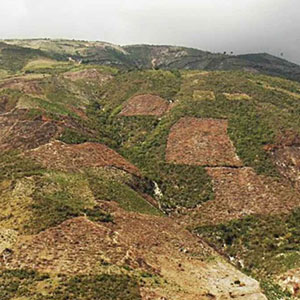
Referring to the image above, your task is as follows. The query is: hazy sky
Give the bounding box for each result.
[1,0,300,64]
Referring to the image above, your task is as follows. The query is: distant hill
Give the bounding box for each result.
[3,39,300,82]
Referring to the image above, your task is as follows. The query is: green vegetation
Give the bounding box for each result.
[0,269,141,300]
[30,172,112,232]
[260,280,292,300]
[86,169,162,216]
[194,208,300,277]
[2,50,300,299]
[0,42,49,73]
[0,151,45,182]
[58,128,90,144]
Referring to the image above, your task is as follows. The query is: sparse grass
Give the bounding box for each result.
[0,166,112,234]
[30,172,112,233]
[23,58,72,73]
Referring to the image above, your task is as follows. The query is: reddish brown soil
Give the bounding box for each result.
[188,167,300,225]
[25,140,141,176]
[271,146,300,190]
[0,111,58,151]
[265,131,300,191]
[166,117,242,167]
[119,94,170,116]
[0,78,43,95]
[4,217,120,274]
[3,204,266,299]
[63,68,112,85]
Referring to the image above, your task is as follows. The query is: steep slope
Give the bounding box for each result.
[1,54,300,299]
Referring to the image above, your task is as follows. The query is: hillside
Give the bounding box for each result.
[0,41,300,299]
[3,39,300,82]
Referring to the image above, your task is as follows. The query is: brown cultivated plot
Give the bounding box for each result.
[0,111,58,151]
[166,117,242,167]
[25,140,140,176]
[119,94,170,116]
[189,167,300,225]
[63,68,112,84]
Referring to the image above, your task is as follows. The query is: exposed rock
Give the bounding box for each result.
[277,268,300,296]
[0,229,18,255]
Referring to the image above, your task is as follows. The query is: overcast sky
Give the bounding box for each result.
[1,0,300,64]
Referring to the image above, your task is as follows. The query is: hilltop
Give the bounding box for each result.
[2,39,300,82]
[0,40,300,299]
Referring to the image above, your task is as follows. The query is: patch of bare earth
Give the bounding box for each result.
[0,95,17,113]
[119,94,170,117]
[25,140,140,176]
[3,204,267,300]
[277,268,300,296]
[0,110,58,151]
[0,77,43,95]
[266,132,300,191]
[166,117,242,167]
[188,167,300,225]
[63,68,112,85]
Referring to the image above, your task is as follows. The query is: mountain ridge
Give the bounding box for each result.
[2,39,300,82]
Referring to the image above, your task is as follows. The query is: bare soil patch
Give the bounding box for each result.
[25,140,140,176]
[166,117,242,166]
[266,131,300,191]
[0,111,58,151]
[119,94,169,116]
[0,77,43,95]
[3,206,266,299]
[63,68,112,85]
[189,167,300,225]
[271,146,300,191]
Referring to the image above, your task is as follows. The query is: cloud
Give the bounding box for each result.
[0,0,299,64]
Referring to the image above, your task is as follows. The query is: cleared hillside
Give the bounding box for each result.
[0,46,300,298]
